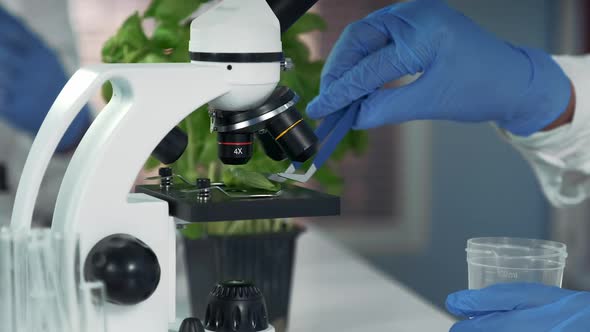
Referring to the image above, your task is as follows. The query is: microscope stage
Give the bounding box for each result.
[135,183,340,222]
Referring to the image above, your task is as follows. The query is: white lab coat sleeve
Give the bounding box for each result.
[501,55,590,207]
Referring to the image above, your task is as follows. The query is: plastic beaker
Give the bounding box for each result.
[0,227,106,332]
[466,237,567,289]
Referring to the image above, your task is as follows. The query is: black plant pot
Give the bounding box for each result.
[183,227,304,332]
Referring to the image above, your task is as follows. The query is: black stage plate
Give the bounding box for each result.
[135,183,340,222]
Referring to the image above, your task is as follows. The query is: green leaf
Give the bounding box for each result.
[282,33,310,63]
[222,168,280,191]
[144,0,203,22]
[240,156,288,174]
[181,223,205,239]
[284,13,327,37]
[152,22,183,49]
[349,130,369,155]
[144,0,163,18]
[167,23,191,62]
[102,38,119,63]
[138,52,169,63]
[101,82,113,103]
[123,20,149,47]
[102,12,150,63]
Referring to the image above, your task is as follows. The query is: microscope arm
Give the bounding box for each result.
[10,68,103,232]
[11,64,231,232]
[10,63,233,332]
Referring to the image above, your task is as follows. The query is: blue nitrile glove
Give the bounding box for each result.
[307,0,571,136]
[0,6,90,151]
[446,283,590,331]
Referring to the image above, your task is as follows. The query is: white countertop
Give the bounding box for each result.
[176,228,455,332]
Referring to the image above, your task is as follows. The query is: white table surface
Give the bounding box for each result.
[176,228,455,332]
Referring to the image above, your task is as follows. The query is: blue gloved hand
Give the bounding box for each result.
[446,283,590,331]
[0,6,89,151]
[307,0,571,136]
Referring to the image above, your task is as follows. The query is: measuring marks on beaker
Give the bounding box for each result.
[485,268,518,281]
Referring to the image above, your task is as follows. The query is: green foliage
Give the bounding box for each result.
[222,168,280,192]
[144,0,204,23]
[102,13,150,63]
[101,0,369,236]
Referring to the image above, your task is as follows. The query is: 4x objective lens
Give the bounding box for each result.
[217,132,254,165]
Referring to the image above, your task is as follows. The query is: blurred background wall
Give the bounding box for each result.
[68,0,589,310]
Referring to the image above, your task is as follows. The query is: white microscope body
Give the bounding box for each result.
[10,1,283,331]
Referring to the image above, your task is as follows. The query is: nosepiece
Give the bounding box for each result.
[212,87,318,165]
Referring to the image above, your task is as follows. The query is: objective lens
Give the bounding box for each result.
[265,106,317,163]
[217,132,254,165]
[212,87,318,165]
[256,130,287,161]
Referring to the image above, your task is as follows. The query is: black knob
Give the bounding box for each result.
[180,317,205,332]
[205,281,269,332]
[197,178,211,189]
[84,234,161,305]
[159,167,173,177]
[152,126,188,165]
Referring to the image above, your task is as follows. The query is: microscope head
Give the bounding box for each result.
[189,0,282,111]
[183,0,318,166]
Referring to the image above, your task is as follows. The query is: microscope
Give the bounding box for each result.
[9,0,355,331]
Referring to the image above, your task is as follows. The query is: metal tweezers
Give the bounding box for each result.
[270,100,361,183]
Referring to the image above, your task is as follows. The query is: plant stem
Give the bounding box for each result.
[208,162,217,182]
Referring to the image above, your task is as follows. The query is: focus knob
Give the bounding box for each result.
[84,234,161,305]
[180,317,205,332]
[205,281,269,332]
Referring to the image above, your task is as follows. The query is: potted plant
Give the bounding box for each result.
[101,0,367,330]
